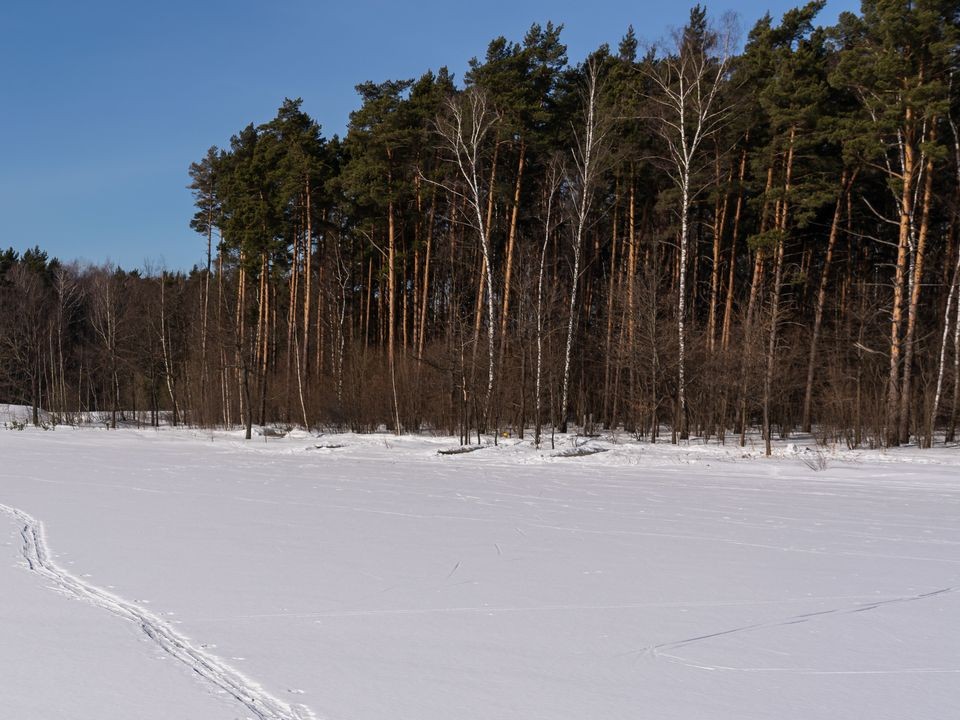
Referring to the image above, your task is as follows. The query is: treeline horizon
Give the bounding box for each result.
[2,0,960,452]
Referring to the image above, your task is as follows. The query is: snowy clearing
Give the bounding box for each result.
[1,420,958,719]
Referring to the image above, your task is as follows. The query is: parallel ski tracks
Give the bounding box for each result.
[0,503,316,720]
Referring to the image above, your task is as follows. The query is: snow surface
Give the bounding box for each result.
[1,420,958,719]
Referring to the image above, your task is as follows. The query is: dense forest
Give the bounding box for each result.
[3,0,960,452]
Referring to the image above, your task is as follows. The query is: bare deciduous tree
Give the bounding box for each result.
[432,88,500,431]
[643,9,734,440]
[560,58,609,431]
[535,158,563,447]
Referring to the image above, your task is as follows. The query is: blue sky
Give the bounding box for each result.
[0,0,859,271]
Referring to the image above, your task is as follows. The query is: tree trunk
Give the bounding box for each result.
[886,109,916,446]
[602,180,620,427]
[930,243,960,446]
[802,170,852,432]
[303,178,313,379]
[676,172,690,441]
[498,144,526,370]
[418,190,436,359]
[707,160,732,352]
[898,134,935,444]
[763,127,796,456]
[388,196,401,434]
[721,148,748,352]
[738,164,775,446]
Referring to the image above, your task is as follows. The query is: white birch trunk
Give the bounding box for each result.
[560,60,606,433]
[644,25,731,442]
[930,106,960,443]
[431,89,499,431]
[535,163,561,448]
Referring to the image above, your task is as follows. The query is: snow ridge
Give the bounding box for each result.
[0,503,317,720]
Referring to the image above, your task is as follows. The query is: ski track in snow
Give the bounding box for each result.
[0,503,317,720]
[655,650,960,675]
[629,584,959,667]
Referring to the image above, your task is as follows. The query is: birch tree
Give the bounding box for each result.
[929,86,960,444]
[535,159,563,447]
[433,87,500,432]
[559,57,609,432]
[644,5,733,440]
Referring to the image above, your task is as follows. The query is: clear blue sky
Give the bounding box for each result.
[0,0,859,271]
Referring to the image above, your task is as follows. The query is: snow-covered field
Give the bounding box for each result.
[2,414,958,719]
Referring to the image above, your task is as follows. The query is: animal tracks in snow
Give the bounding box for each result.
[0,503,316,720]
